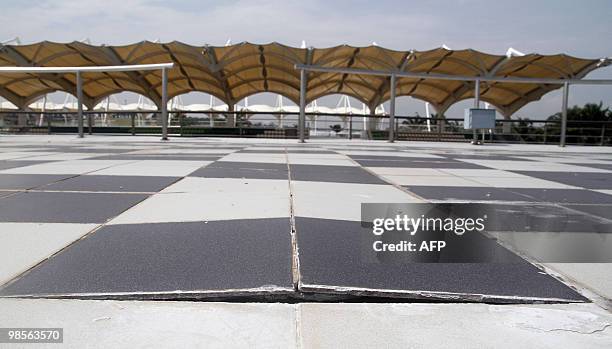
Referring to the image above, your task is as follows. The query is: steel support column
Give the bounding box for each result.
[161,68,169,141]
[389,74,396,142]
[299,69,307,142]
[473,79,480,143]
[560,82,569,147]
[76,71,84,138]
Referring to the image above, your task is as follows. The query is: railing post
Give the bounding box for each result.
[161,67,169,141]
[395,117,399,139]
[180,113,184,137]
[389,74,396,142]
[46,113,52,134]
[560,81,569,147]
[348,115,353,140]
[88,113,93,135]
[472,79,480,144]
[76,71,84,138]
[131,113,136,136]
[299,69,307,142]
[601,124,606,146]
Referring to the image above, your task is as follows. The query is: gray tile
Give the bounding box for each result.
[238,149,336,154]
[482,203,612,233]
[0,145,48,149]
[513,171,612,189]
[508,188,612,204]
[290,164,386,184]
[295,217,585,301]
[0,192,148,223]
[354,159,488,169]
[189,161,289,179]
[349,155,443,161]
[0,160,54,171]
[405,186,534,202]
[0,174,73,190]
[562,204,612,220]
[44,148,130,154]
[443,154,529,161]
[580,163,612,171]
[90,155,223,161]
[42,175,179,192]
[0,191,16,198]
[0,219,293,297]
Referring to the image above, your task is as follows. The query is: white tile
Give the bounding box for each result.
[110,178,290,224]
[133,148,238,155]
[79,145,152,150]
[547,263,612,300]
[326,146,398,151]
[286,153,355,166]
[0,223,97,285]
[380,174,483,187]
[0,160,133,175]
[288,158,357,166]
[246,146,326,151]
[299,303,612,349]
[292,181,422,221]
[338,150,443,158]
[491,231,612,299]
[90,160,210,177]
[287,153,349,160]
[0,299,296,349]
[217,152,358,166]
[458,159,612,173]
[242,146,288,151]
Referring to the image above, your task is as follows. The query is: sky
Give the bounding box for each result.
[1,0,611,119]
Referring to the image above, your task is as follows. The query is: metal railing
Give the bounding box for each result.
[1,111,610,146]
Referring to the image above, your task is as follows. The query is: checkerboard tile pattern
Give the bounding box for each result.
[1,138,610,302]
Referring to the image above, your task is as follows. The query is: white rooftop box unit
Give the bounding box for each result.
[464,108,495,129]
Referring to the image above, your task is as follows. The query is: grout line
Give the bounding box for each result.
[294,304,301,349]
[285,148,301,292]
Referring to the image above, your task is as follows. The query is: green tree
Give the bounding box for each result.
[512,117,544,143]
[546,102,611,144]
